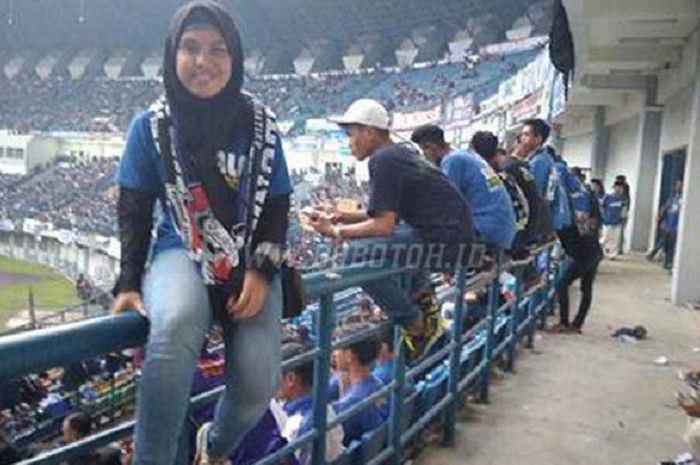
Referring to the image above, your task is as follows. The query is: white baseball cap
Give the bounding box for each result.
[328,99,391,130]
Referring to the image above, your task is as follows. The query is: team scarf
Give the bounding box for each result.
[149,93,277,285]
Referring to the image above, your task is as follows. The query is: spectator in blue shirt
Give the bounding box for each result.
[410,126,517,250]
[277,343,343,464]
[601,182,627,259]
[373,328,395,386]
[332,333,387,446]
[517,119,572,232]
[660,180,683,270]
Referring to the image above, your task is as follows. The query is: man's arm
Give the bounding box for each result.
[337,209,369,224]
[311,211,398,239]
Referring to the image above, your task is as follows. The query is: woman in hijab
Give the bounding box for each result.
[111,2,292,464]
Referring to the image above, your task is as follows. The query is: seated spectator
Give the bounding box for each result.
[332,331,387,446]
[277,343,343,464]
[372,328,395,386]
[62,412,120,465]
[410,125,517,250]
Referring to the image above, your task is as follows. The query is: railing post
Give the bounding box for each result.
[388,323,405,465]
[539,246,553,329]
[525,291,537,349]
[28,286,36,330]
[311,294,334,465]
[480,250,502,404]
[443,268,466,446]
[506,266,523,372]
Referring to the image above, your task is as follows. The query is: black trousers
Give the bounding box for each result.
[557,254,601,328]
[663,229,677,269]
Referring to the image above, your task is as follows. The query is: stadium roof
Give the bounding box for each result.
[0,0,550,52]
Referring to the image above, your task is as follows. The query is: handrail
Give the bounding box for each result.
[2,242,563,465]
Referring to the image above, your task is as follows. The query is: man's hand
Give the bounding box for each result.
[310,215,336,238]
[110,291,147,318]
[228,270,270,321]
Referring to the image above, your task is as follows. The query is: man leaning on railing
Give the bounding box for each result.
[305,98,476,361]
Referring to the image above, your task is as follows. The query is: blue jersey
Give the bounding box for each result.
[332,375,387,446]
[528,149,572,231]
[602,193,626,225]
[372,360,393,386]
[283,394,314,439]
[554,159,589,214]
[116,110,293,257]
[664,194,681,231]
[441,149,517,248]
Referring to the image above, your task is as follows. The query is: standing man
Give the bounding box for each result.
[410,126,517,250]
[308,99,475,360]
[517,119,572,233]
[601,181,627,260]
[660,179,683,270]
[615,174,631,254]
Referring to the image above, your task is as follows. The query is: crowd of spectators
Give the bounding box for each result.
[0,50,537,133]
[0,158,119,237]
[0,76,161,133]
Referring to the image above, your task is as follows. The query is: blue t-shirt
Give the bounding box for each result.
[283,394,314,439]
[332,375,387,446]
[665,194,681,231]
[441,149,517,249]
[602,193,626,225]
[367,144,474,256]
[116,110,293,257]
[372,360,394,386]
[554,159,589,214]
[528,149,571,231]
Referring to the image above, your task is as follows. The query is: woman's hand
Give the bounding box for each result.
[228,270,270,321]
[110,291,147,318]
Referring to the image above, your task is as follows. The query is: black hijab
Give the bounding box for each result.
[162,0,248,157]
[162,1,252,229]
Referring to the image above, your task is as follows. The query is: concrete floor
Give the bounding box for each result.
[416,254,700,465]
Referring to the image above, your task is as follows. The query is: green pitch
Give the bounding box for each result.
[0,256,80,328]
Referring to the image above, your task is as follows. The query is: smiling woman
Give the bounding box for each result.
[176,28,233,99]
[110,1,292,464]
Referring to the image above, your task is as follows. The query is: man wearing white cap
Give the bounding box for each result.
[308,99,475,360]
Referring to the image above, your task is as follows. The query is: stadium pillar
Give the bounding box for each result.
[672,33,700,305]
[629,77,662,252]
[590,105,608,178]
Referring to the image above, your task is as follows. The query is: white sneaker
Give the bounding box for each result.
[193,422,230,465]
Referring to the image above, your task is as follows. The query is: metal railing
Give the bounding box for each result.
[0,242,563,465]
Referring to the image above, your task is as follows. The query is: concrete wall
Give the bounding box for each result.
[562,132,593,169]
[604,116,640,190]
[660,85,694,153]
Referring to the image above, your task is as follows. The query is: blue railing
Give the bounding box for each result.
[0,242,563,465]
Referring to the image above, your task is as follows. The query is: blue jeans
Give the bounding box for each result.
[134,248,282,465]
[341,224,434,324]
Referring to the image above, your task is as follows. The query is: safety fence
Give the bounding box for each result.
[0,242,563,465]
